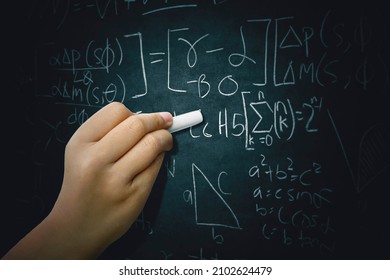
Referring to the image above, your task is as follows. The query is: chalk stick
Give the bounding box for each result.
[168,110,203,133]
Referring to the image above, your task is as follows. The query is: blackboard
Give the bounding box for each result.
[2,0,390,260]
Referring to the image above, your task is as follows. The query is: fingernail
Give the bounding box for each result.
[159,112,173,125]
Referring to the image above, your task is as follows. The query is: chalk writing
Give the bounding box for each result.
[13,0,390,260]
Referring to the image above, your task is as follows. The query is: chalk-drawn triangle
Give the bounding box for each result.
[283,62,295,85]
[192,164,241,229]
[357,124,390,193]
[279,26,302,48]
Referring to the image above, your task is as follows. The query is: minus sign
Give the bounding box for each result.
[206,48,224,53]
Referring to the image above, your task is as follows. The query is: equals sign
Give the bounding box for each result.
[150,52,165,64]
[290,175,298,182]
[73,3,82,12]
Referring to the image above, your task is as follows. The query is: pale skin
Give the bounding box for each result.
[2,102,173,259]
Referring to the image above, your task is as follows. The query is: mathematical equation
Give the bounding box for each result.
[27,1,389,259]
[39,13,383,98]
[35,7,386,152]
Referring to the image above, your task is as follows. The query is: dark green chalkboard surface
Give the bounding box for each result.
[2,0,390,259]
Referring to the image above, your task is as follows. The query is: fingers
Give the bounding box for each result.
[67,102,173,184]
[71,102,132,143]
[114,129,173,179]
[124,153,166,215]
[96,111,173,163]
[136,153,166,190]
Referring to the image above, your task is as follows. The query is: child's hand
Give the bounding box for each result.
[3,102,173,259]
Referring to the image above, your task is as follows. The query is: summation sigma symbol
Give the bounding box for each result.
[27,0,389,259]
[36,5,384,151]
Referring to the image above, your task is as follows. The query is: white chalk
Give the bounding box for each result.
[168,110,203,133]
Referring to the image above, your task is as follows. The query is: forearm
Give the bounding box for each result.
[2,212,106,260]
[2,104,173,259]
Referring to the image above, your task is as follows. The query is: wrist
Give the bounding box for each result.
[44,206,108,259]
